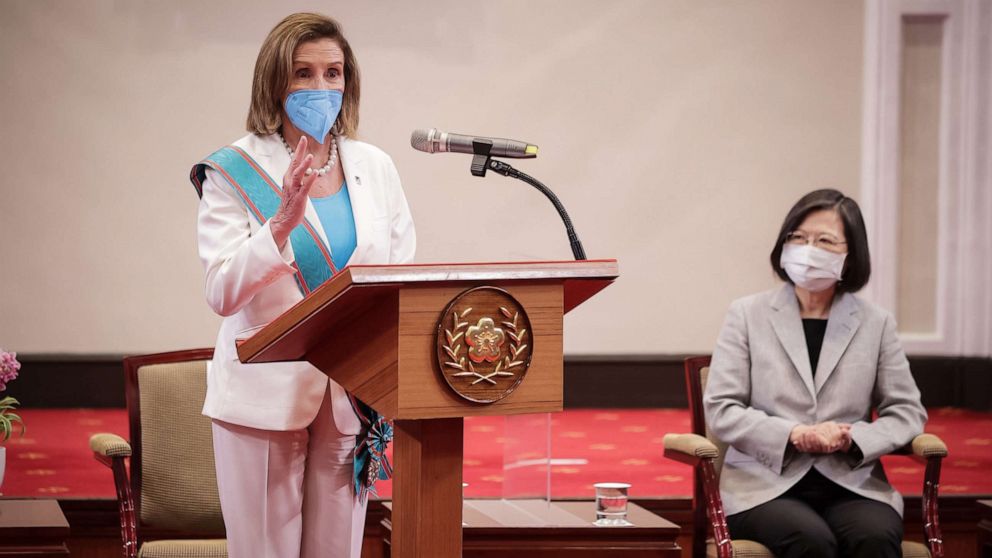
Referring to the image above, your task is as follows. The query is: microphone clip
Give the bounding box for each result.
[469,139,494,177]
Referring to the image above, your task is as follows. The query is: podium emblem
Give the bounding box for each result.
[435,286,533,404]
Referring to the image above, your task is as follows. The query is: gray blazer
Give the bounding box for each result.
[703,284,926,517]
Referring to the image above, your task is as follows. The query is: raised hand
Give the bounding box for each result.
[270,135,319,249]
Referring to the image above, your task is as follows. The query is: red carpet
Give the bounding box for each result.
[2,408,990,500]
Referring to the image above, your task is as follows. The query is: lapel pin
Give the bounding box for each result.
[354,176,362,185]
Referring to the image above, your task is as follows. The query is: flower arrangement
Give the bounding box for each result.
[0,349,24,442]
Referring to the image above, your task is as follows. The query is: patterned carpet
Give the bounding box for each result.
[1,407,990,500]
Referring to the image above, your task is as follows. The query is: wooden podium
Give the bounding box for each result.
[237,260,619,558]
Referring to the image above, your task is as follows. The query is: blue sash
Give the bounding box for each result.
[190,145,336,296]
[190,144,392,500]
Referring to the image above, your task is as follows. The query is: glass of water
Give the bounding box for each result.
[593,482,633,526]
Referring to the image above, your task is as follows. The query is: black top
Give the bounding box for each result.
[802,319,828,375]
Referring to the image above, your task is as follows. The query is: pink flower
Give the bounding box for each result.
[0,349,20,392]
[466,318,506,364]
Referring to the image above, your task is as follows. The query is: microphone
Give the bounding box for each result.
[410,128,538,159]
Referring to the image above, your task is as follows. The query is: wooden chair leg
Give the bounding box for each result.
[701,459,733,558]
[693,469,707,558]
[923,456,943,558]
[110,458,138,558]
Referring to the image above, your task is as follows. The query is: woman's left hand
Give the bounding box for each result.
[791,421,852,453]
[812,421,852,453]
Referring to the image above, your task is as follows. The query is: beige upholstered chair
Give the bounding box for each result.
[663,355,947,558]
[90,349,226,558]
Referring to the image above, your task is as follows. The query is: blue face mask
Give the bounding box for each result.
[284,89,343,144]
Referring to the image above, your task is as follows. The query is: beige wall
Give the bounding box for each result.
[0,0,865,355]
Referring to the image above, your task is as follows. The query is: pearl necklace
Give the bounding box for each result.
[279,134,338,177]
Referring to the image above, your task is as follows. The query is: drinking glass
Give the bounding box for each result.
[593,482,633,526]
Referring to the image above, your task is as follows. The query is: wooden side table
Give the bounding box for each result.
[979,499,992,558]
[0,499,70,557]
[382,499,681,557]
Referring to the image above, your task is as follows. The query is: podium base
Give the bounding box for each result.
[391,418,464,558]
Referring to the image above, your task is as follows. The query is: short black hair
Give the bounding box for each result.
[769,189,871,293]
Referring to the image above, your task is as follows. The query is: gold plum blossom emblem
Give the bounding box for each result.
[435,287,533,404]
[466,318,505,363]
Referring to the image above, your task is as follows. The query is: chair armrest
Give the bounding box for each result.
[663,433,719,466]
[892,432,948,463]
[89,433,137,557]
[911,433,948,458]
[663,432,733,558]
[90,433,132,458]
[888,432,947,556]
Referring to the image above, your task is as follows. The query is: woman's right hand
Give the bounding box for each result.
[270,135,319,250]
[790,421,851,453]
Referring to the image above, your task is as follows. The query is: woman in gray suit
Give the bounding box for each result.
[704,189,926,558]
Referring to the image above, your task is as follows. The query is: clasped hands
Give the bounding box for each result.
[789,421,852,454]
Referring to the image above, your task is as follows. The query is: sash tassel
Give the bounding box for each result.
[349,394,393,503]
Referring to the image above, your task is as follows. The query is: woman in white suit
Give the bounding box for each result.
[703,189,925,558]
[190,13,415,558]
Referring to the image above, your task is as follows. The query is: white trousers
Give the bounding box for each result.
[211,386,367,558]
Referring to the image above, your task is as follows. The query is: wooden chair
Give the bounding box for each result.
[663,355,947,558]
[89,348,226,558]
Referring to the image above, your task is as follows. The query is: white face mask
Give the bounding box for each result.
[780,243,847,292]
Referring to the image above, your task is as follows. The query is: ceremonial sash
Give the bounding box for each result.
[190,144,392,499]
[190,145,337,296]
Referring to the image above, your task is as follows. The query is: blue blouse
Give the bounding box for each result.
[310,182,357,271]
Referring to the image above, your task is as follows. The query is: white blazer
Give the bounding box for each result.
[703,285,926,517]
[196,133,416,433]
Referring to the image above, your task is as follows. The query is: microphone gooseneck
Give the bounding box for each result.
[411,129,586,261]
[485,159,587,261]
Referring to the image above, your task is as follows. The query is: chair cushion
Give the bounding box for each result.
[902,540,931,558]
[138,360,224,533]
[707,539,773,558]
[139,539,227,558]
[706,539,930,557]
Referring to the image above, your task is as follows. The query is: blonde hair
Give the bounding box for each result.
[247,13,360,137]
